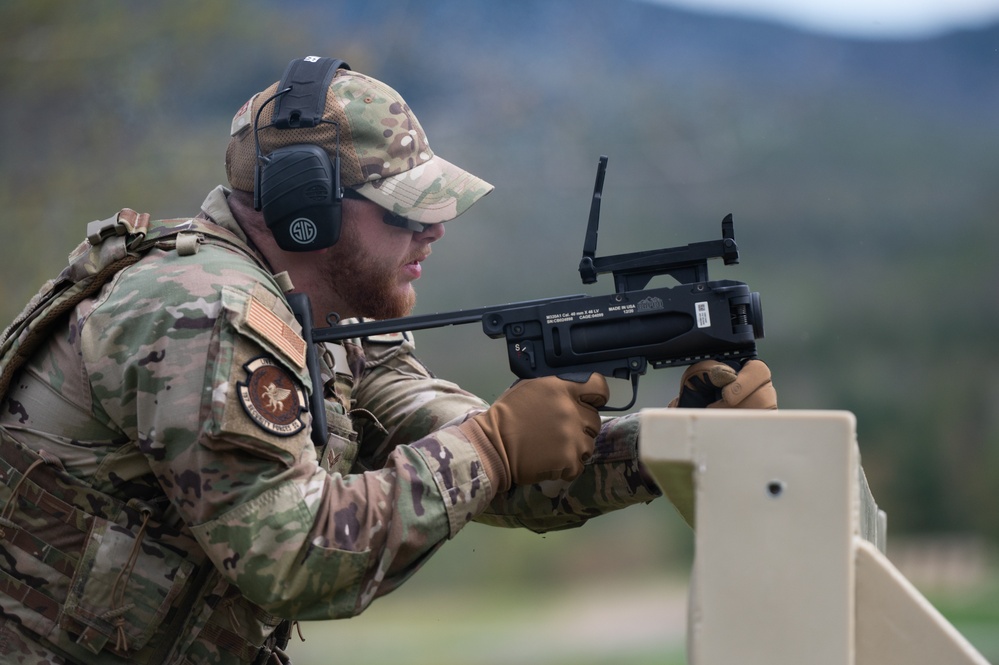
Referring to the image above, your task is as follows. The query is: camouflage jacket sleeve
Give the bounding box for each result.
[351,335,663,533]
[79,243,494,620]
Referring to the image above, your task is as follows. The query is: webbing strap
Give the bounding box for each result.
[0,566,63,625]
[0,519,76,578]
[0,434,121,527]
[198,620,265,662]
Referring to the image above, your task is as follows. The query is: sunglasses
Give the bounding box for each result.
[343,188,434,234]
[381,211,434,234]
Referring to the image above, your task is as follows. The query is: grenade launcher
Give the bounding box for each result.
[289,156,764,446]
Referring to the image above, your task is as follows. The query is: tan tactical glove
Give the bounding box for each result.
[458,373,609,490]
[668,359,777,409]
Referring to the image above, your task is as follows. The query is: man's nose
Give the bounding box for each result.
[419,222,445,242]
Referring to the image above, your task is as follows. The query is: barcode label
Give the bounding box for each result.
[695,302,711,328]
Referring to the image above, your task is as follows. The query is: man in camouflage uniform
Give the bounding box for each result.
[0,58,776,663]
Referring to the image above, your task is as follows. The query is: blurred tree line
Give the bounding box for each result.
[0,0,997,554]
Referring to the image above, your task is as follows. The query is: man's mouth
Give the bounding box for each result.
[406,251,430,267]
[402,252,429,279]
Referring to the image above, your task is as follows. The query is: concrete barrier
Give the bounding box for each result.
[639,409,989,665]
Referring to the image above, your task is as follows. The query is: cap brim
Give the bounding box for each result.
[354,154,493,224]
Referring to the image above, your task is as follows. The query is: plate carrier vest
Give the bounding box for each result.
[0,209,292,664]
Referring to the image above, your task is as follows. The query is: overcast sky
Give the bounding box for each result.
[646,0,999,37]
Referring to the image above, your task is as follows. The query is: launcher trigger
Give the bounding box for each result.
[556,371,640,412]
[514,340,536,369]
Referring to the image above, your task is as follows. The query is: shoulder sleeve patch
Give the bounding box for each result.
[245,295,307,369]
[208,286,316,463]
[237,356,307,437]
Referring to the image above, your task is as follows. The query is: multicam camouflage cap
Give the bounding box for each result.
[226,64,493,224]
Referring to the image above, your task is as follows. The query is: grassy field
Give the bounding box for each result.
[289,574,689,665]
[289,581,999,664]
[927,576,999,662]
[288,573,999,664]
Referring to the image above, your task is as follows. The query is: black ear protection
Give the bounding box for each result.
[253,56,351,252]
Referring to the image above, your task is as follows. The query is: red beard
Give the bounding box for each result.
[320,221,418,321]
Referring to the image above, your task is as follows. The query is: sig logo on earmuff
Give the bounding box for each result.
[251,56,351,252]
[289,218,318,245]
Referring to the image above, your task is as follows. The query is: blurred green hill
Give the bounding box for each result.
[1,0,997,567]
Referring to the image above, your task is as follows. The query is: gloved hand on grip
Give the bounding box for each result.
[458,373,609,491]
[669,359,777,409]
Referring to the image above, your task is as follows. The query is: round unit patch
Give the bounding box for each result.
[238,356,307,436]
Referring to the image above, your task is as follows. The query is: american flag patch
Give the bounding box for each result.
[246,296,307,369]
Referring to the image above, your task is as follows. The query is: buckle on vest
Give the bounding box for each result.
[87,214,127,246]
[86,208,151,246]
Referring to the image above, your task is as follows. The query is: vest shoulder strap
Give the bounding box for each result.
[0,208,263,400]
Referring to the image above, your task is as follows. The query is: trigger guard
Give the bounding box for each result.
[555,372,638,412]
[557,371,595,384]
